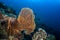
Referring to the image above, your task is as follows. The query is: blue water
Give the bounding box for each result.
[0,0,60,40]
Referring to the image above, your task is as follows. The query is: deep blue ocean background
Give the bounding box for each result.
[0,0,60,40]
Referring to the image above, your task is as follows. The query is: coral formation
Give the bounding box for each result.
[0,3,56,40]
[32,28,47,40]
[6,8,36,36]
[17,8,36,35]
[0,6,36,40]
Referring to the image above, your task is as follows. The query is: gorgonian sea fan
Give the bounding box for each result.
[17,8,36,35]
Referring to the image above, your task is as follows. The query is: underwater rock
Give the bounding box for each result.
[32,28,47,40]
[17,8,36,35]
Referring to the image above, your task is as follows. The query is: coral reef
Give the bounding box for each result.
[0,5,36,40]
[17,8,36,35]
[32,28,56,40]
[6,8,36,36]
[0,3,56,40]
[32,28,47,40]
